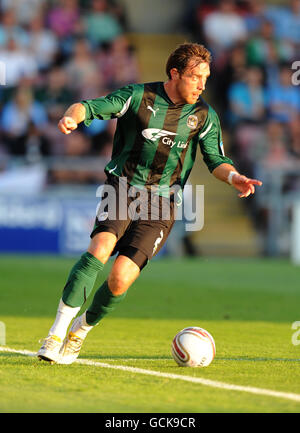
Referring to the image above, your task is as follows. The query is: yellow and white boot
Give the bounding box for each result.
[59,313,93,365]
[37,335,63,364]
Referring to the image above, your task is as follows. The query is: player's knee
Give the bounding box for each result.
[108,272,131,296]
[89,245,111,264]
[108,254,140,295]
[88,232,117,264]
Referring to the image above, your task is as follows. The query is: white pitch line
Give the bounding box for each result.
[1,346,300,404]
[0,346,36,357]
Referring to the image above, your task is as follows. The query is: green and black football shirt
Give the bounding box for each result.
[82,82,233,195]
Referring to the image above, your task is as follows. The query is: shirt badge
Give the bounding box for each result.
[187,115,198,129]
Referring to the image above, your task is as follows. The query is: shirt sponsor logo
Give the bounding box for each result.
[142,128,177,142]
[142,128,188,149]
[162,137,188,149]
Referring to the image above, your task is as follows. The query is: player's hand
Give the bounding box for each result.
[58,116,78,134]
[232,174,262,198]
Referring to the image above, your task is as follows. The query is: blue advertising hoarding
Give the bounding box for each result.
[0,195,98,255]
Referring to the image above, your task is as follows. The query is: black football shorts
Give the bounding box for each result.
[91,175,176,270]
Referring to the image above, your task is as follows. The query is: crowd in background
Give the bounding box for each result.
[184,0,300,182]
[182,0,300,241]
[0,0,299,191]
[0,0,139,184]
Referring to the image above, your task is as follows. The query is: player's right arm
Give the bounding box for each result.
[58,85,134,134]
[81,85,134,125]
[58,103,86,134]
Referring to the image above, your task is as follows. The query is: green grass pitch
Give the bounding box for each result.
[0,254,300,413]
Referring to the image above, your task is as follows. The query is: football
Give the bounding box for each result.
[171,327,216,367]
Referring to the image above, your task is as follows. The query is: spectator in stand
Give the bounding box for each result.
[64,37,104,100]
[22,121,51,163]
[47,0,80,39]
[42,103,67,156]
[0,85,48,156]
[0,0,46,26]
[27,12,59,72]
[228,66,266,126]
[290,116,300,158]
[243,0,267,36]
[214,42,247,118]
[266,0,300,47]
[262,121,292,168]
[184,0,219,43]
[0,37,38,90]
[96,36,139,90]
[88,118,115,158]
[267,65,300,126]
[64,130,91,157]
[35,67,73,115]
[203,0,247,64]
[49,130,107,184]
[84,0,123,48]
[50,130,91,184]
[228,66,266,170]
[0,8,29,48]
[246,19,295,78]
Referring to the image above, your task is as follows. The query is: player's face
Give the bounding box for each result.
[172,61,210,104]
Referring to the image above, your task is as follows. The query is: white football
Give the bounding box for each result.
[171,327,216,367]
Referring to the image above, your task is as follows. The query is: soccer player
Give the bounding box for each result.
[37,43,262,364]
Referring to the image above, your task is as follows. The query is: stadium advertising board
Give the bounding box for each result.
[0,196,96,255]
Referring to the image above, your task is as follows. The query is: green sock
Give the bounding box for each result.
[62,252,104,308]
[86,280,127,326]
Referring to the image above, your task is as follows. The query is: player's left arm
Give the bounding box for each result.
[212,163,262,198]
[199,106,262,198]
